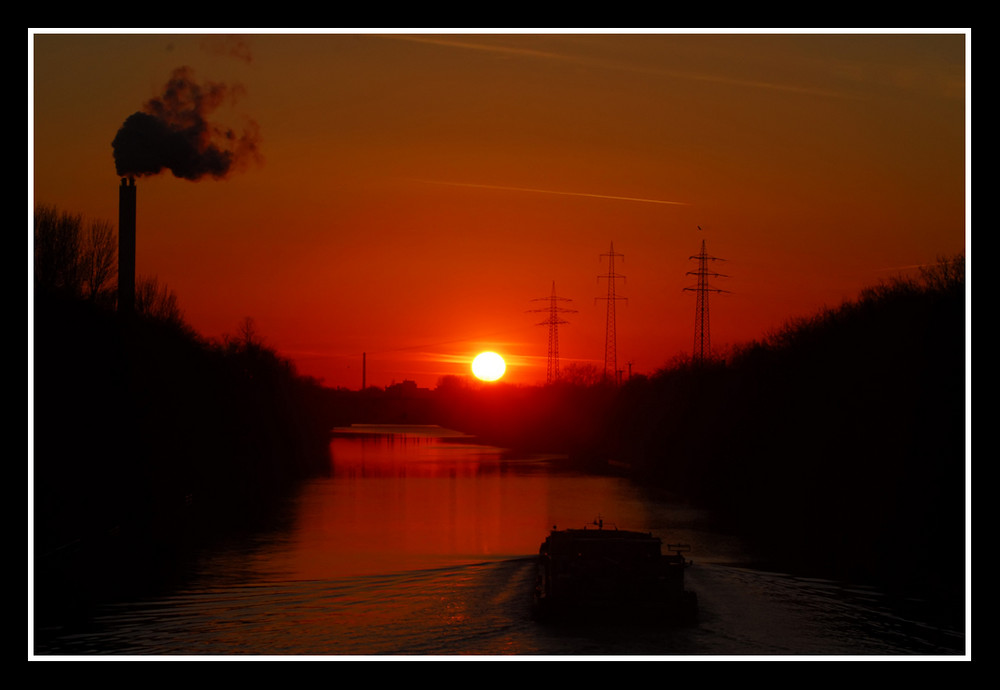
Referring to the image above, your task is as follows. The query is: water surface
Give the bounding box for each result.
[34,426,965,657]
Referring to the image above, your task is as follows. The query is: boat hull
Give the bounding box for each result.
[532,525,698,626]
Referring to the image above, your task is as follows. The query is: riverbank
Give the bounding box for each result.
[32,294,334,632]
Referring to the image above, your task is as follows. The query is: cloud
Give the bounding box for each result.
[200,35,254,64]
[112,66,261,181]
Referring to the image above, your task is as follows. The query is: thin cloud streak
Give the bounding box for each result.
[378,34,568,61]
[422,350,534,368]
[331,328,536,358]
[418,180,688,207]
[873,263,941,273]
[378,33,859,100]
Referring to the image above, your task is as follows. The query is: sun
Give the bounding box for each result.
[471,352,506,382]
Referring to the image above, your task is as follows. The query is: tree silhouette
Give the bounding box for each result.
[34,205,83,296]
[81,219,117,307]
[134,275,184,324]
[34,205,118,306]
[236,316,261,350]
[34,203,188,323]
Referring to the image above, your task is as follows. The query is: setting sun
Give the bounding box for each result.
[31,31,968,658]
[471,352,506,382]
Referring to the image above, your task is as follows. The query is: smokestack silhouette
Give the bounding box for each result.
[112,67,260,315]
[112,66,260,181]
[118,177,137,314]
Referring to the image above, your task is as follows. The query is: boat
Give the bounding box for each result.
[532,518,698,625]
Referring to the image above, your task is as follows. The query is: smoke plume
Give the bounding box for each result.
[112,66,261,181]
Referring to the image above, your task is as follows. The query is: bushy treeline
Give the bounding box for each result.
[606,256,967,602]
[34,204,118,308]
[298,361,622,460]
[32,209,333,622]
[431,375,620,460]
[33,203,185,323]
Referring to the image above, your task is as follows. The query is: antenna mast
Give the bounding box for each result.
[597,242,627,383]
[684,237,728,365]
[530,281,577,384]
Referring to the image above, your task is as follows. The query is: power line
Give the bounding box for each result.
[597,242,627,384]
[529,281,576,384]
[683,237,729,365]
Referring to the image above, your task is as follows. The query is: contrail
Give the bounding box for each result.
[419,180,687,206]
[377,34,565,61]
[376,34,855,101]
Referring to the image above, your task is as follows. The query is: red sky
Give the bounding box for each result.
[30,31,968,390]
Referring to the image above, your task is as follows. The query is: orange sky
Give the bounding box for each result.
[30,31,968,390]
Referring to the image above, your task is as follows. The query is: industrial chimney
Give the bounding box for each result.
[118,176,136,314]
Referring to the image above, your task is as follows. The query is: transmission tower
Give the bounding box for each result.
[597,242,627,383]
[684,238,729,365]
[530,281,577,384]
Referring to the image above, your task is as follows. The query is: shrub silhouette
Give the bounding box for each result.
[33,210,334,624]
[607,255,965,601]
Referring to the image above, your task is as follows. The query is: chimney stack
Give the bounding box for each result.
[118,177,136,314]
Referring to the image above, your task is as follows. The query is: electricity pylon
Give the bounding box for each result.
[530,281,576,384]
[684,238,728,365]
[597,242,626,383]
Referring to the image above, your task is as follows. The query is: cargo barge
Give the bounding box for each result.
[533,519,697,625]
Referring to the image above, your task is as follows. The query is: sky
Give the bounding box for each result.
[29,31,969,390]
